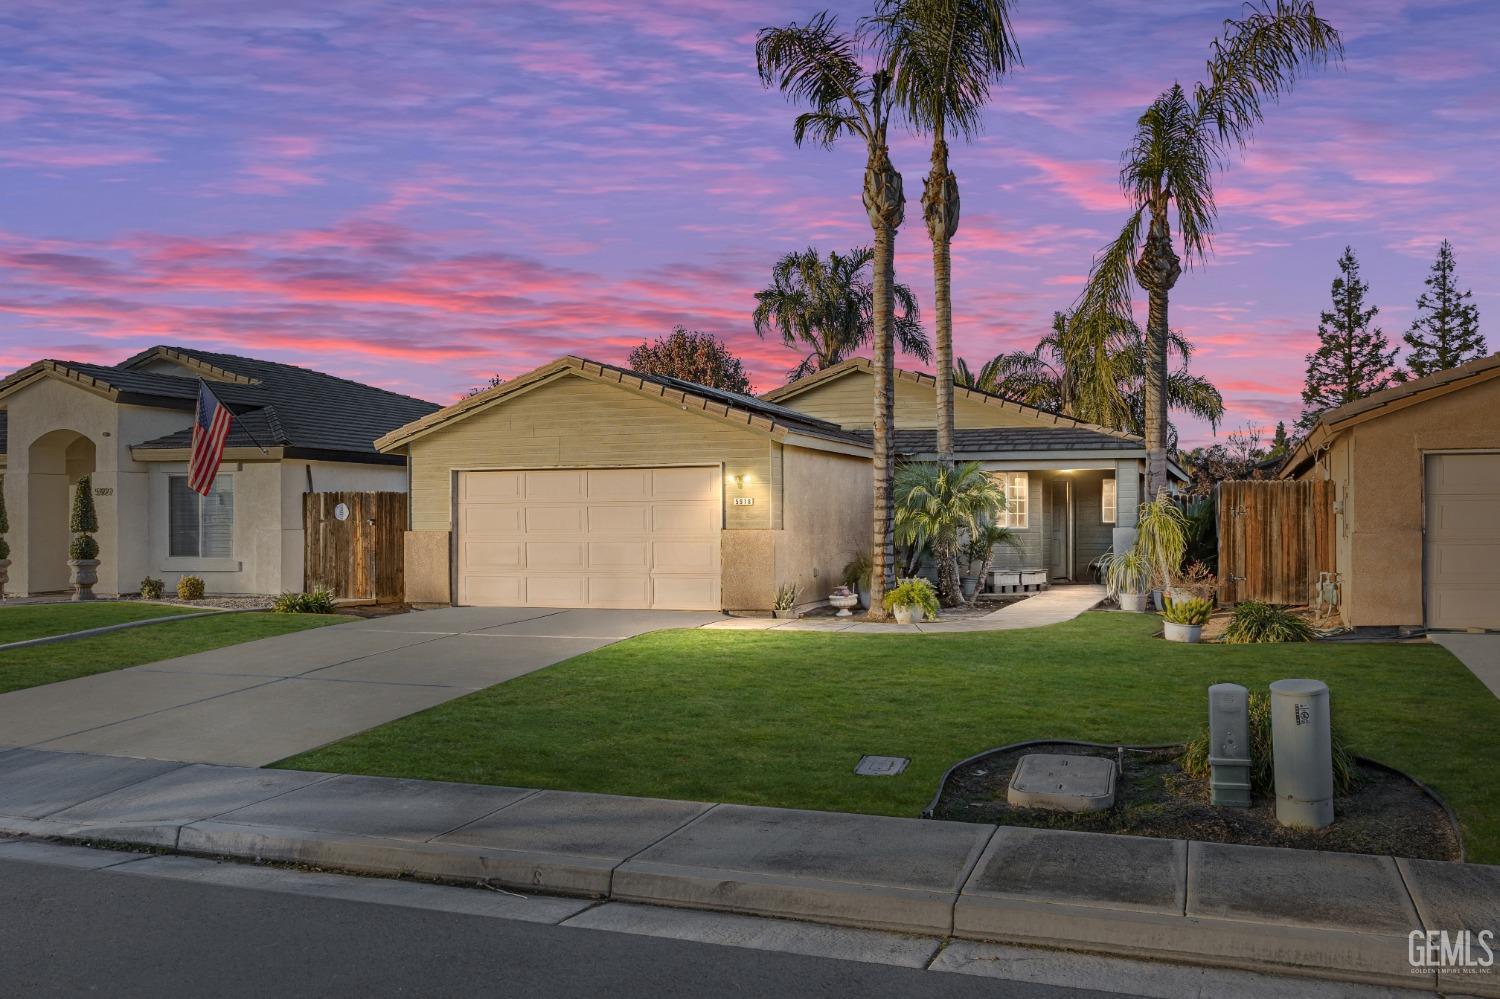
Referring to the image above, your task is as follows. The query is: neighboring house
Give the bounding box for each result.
[0,346,437,597]
[382,354,1181,613]
[1280,352,1500,631]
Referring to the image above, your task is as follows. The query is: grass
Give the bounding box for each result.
[0,602,200,645]
[279,612,1500,864]
[0,612,352,694]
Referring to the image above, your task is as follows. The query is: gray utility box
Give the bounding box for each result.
[1207,683,1251,807]
[1270,678,1334,829]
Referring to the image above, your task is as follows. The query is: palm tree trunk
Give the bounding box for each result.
[864,133,905,618]
[1134,215,1180,500]
[924,136,959,466]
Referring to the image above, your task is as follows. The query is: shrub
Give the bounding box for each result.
[1173,560,1217,602]
[773,581,800,612]
[68,534,100,560]
[139,577,165,600]
[1095,548,1151,600]
[176,575,206,600]
[272,588,337,614]
[1135,493,1187,591]
[841,552,872,590]
[0,475,9,561]
[882,577,939,620]
[1162,595,1213,626]
[1222,601,1314,644]
[1181,692,1357,797]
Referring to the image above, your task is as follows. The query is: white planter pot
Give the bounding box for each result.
[829,592,859,617]
[1163,621,1202,643]
[772,608,798,620]
[857,586,871,610]
[1119,591,1148,613]
[892,605,917,625]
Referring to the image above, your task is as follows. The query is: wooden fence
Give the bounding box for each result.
[303,491,408,603]
[1217,479,1335,606]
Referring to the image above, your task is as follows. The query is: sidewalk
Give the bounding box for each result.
[702,584,1107,634]
[2,745,1493,994]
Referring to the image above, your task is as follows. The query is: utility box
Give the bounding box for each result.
[1207,683,1251,807]
[1270,679,1334,829]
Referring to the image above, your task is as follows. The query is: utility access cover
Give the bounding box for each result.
[855,755,910,776]
[1007,753,1117,812]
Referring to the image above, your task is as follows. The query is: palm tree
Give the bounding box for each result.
[893,460,1005,607]
[952,354,1002,393]
[758,13,908,616]
[1076,0,1341,500]
[870,0,1020,470]
[752,246,929,381]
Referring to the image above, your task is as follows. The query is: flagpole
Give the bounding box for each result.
[198,378,269,456]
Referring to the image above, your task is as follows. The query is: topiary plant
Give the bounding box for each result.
[139,577,165,600]
[0,475,9,562]
[69,475,99,561]
[1222,601,1314,643]
[176,575,206,600]
[69,534,100,560]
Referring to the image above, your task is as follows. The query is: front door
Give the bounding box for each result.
[1047,477,1074,582]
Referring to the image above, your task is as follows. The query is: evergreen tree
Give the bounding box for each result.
[1398,240,1484,381]
[1268,421,1291,458]
[1297,247,1395,434]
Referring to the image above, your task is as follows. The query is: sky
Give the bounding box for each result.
[1,0,1496,447]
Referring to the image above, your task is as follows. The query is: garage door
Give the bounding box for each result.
[456,467,721,610]
[1425,453,1500,630]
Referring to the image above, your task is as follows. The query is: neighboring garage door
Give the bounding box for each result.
[457,466,722,610]
[1424,453,1500,630]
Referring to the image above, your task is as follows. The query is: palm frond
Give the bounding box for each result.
[1166,369,1226,430]
[756,15,874,143]
[1075,208,1144,325]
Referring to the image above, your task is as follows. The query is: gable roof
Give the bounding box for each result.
[375,355,871,455]
[0,345,438,463]
[870,427,1147,455]
[1280,351,1500,477]
[760,356,1142,440]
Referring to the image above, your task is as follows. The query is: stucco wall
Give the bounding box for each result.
[721,529,775,612]
[778,368,1051,430]
[1296,375,1500,627]
[403,529,453,604]
[772,444,872,612]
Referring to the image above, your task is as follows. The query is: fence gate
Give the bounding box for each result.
[303,491,408,602]
[1217,479,1335,606]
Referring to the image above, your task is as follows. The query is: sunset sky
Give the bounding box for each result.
[2,0,1494,446]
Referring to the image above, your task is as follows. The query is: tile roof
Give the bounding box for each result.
[855,427,1145,454]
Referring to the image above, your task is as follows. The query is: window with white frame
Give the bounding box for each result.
[168,475,234,558]
[1102,477,1117,524]
[992,472,1029,528]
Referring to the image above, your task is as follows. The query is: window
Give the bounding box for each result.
[992,472,1029,528]
[169,475,234,558]
[1102,477,1117,524]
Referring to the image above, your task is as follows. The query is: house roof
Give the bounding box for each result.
[375,355,871,454]
[0,345,438,463]
[1280,351,1500,477]
[868,427,1148,455]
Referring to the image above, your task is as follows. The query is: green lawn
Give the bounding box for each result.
[0,602,200,645]
[279,612,1500,864]
[0,612,353,694]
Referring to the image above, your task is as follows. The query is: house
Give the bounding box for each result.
[1279,352,1500,631]
[0,346,438,598]
[381,354,1182,612]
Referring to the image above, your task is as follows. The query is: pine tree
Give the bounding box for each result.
[1268,421,1291,458]
[1297,246,1396,434]
[1398,240,1484,381]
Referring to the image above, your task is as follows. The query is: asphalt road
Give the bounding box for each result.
[0,857,1112,999]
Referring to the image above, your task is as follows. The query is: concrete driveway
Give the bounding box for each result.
[0,607,722,767]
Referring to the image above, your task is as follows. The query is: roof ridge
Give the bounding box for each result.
[127,344,437,407]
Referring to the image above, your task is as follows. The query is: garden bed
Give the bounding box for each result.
[929,741,1461,861]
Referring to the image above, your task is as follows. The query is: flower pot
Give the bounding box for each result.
[892,604,917,625]
[960,576,979,601]
[1163,621,1202,644]
[1119,591,1148,613]
[857,585,871,610]
[829,591,859,618]
[68,558,100,601]
[772,608,798,620]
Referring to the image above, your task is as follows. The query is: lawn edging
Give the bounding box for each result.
[0,607,246,653]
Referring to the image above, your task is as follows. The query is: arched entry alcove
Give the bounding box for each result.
[26,430,96,593]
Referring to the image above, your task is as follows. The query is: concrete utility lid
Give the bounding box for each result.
[1007,754,1117,812]
[854,755,910,776]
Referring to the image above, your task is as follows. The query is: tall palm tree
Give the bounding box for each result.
[758,13,908,616]
[752,245,929,381]
[1076,0,1341,500]
[870,0,1020,470]
[952,354,1002,393]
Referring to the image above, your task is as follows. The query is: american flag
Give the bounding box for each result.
[188,379,234,496]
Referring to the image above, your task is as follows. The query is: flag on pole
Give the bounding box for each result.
[188,380,234,496]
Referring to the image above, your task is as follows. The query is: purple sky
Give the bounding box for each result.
[2,0,1495,446]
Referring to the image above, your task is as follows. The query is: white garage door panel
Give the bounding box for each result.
[458,466,721,610]
[1425,454,1500,630]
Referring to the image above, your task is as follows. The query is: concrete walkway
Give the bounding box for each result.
[1430,633,1500,699]
[1,746,1493,994]
[701,584,1107,634]
[0,607,722,766]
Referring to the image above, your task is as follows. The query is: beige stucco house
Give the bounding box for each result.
[382,354,1180,613]
[0,346,436,598]
[1280,352,1500,631]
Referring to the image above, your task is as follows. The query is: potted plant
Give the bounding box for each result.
[1135,492,1188,609]
[1096,548,1151,612]
[0,476,9,599]
[882,577,939,625]
[1161,595,1213,643]
[841,552,873,609]
[68,475,101,601]
[772,581,800,619]
[828,585,859,617]
[1174,560,1217,605]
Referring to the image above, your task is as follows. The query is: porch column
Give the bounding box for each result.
[1112,459,1141,553]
